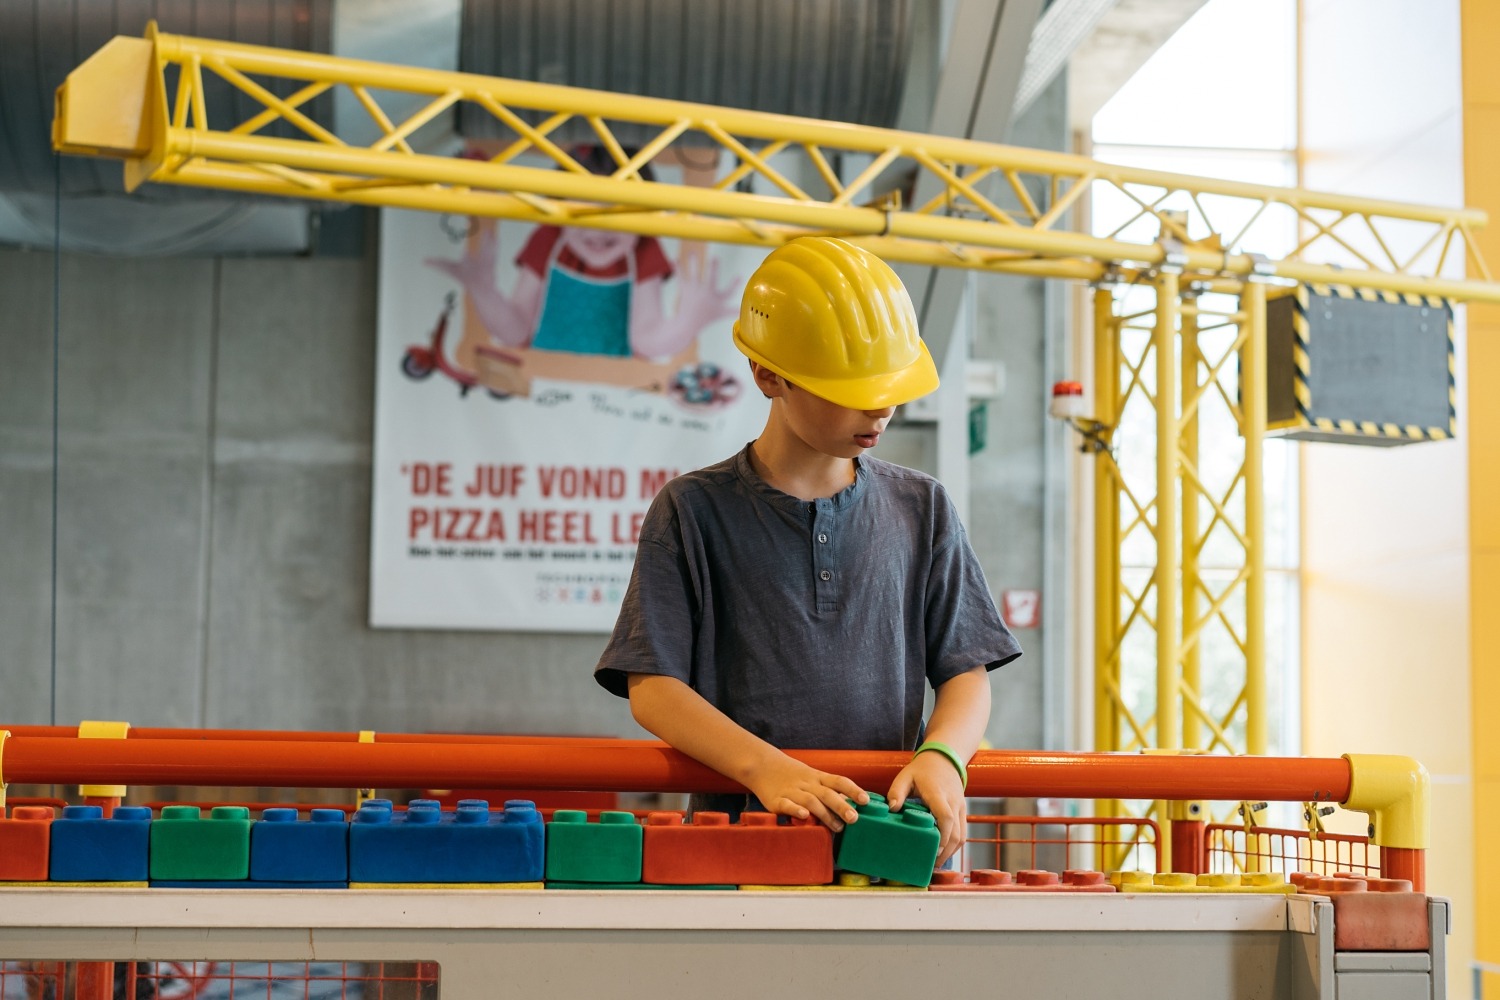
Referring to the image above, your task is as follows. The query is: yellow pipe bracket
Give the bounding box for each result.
[356,730,378,806]
[1342,753,1430,850]
[0,729,9,813]
[1167,800,1205,822]
[79,720,132,798]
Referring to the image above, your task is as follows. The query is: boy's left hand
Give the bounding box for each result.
[887,753,967,867]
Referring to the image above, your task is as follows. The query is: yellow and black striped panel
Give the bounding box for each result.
[1269,283,1457,444]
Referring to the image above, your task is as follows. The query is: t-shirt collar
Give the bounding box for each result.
[733,442,868,514]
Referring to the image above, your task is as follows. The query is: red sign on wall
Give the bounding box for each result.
[1001,589,1042,630]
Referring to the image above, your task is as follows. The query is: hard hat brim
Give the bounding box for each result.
[735,328,940,410]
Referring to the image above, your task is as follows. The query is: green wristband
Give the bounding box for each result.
[914,740,968,790]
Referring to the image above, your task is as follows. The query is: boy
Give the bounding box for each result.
[594,236,1021,865]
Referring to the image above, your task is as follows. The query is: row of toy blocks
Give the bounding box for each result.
[5,794,943,890]
[929,869,1116,892]
[1109,871,1297,894]
[1290,872,1430,951]
[0,804,353,883]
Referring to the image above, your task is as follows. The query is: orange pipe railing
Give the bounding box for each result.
[2,732,1352,801]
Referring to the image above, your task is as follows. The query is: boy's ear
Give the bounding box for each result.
[749,361,786,398]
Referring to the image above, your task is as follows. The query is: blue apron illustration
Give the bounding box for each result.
[530,237,635,356]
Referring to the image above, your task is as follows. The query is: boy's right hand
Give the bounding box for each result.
[747,754,868,832]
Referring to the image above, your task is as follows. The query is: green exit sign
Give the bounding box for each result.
[968,402,988,456]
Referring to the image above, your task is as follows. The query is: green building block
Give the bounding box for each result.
[545,810,643,883]
[149,805,252,881]
[833,793,940,888]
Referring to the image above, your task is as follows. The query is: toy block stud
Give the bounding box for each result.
[1109,870,1155,890]
[974,869,1014,886]
[1198,873,1242,889]
[545,809,643,884]
[833,792,940,888]
[1018,869,1059,887]
[0,806,55,880]
[50,804,151,882]
[149,805,252,881]
[250,807,349,883]
[1064,870,1108,887]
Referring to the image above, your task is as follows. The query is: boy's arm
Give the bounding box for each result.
[627,673,867,830]
[886,665,992,866]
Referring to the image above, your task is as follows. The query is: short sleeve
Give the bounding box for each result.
[594,497,699,698]
[514,225,562,277]
[633,236,675,282]
[923,490,1022,687]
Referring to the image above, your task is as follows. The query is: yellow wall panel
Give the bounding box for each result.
[1465,0,1500,974]
[1463,1,1500,105]
[1472,329,1500,552]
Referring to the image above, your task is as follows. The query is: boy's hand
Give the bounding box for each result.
[888,752,967,867]
[746,754,868,832]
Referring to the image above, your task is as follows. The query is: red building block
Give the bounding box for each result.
[1292,872,1430,951]
[0,806,55,880]
[641,811,832,886]
[928,869,1116,892]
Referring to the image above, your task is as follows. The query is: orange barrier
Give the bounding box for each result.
[1,733,1353,802]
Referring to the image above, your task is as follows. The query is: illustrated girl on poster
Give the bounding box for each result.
[421,147,741,403]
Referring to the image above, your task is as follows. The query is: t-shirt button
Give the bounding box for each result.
[819,569,832,582]
[817,533,829,544]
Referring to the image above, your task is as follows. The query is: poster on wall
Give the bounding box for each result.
[370,156,768,631]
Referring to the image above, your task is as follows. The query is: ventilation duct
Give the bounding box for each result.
[459,0,915,148]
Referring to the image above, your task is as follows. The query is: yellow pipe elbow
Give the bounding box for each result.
[79,720,132,798]
[1341,753,1429,850]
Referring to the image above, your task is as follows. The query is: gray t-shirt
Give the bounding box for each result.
[595,444,1021,756]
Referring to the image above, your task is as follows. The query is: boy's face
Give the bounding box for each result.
[752,363,897,459]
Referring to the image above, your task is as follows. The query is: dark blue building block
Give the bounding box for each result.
[349,798,544,883]
[250,808,349,883]
[49,805,151,882]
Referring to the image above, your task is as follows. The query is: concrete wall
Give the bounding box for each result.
[0,243,634,738]
[0,78,1068,751]
[1297,0,1472,988]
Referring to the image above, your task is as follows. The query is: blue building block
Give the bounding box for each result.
[250,808,349,883]
[49,805,152,882]
[348,798,544,883]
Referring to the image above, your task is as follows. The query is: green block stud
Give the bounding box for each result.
[834,793,940,888]
[545,810,643,883]
[149,805,252,881]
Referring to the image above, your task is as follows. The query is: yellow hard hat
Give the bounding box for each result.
[732,237,939,410]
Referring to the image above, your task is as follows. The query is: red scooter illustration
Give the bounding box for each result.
[399,292,512,399]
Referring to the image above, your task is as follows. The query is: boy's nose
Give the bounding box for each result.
[865,405,896,419]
